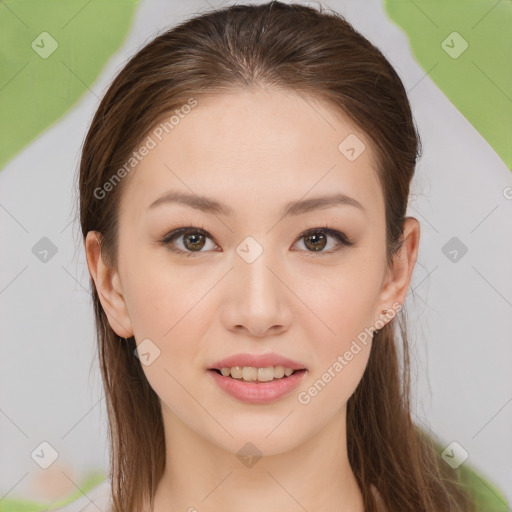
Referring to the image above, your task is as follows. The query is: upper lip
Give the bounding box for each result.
[208,353,306,371]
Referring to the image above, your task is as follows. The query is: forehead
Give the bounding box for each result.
[118,87,383,222]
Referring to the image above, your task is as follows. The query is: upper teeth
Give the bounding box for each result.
[219,366,296,382]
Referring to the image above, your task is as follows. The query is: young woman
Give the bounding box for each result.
[60,1,499,511]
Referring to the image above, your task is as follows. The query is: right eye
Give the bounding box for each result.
[159,226,219,256]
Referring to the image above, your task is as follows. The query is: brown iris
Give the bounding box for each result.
[303,232,327,252]
[183,233,206,251]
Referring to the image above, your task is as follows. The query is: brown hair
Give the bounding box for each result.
[77,2,475,511]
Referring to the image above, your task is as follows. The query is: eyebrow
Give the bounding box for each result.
[147,190,365,217]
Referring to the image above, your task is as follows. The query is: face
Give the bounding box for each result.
[86,87,417,456]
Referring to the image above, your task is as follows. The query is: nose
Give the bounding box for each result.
[219,248,293,338]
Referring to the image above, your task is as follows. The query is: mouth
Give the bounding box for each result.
[208,366,307,383]
[207,366,308,404]
[208,353,307,381]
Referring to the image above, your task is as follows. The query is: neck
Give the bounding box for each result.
[149,403,365,512]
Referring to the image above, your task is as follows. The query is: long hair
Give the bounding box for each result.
[77,2,475,510]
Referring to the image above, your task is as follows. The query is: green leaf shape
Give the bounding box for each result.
[0,0,140,170]
[384,0,512,170]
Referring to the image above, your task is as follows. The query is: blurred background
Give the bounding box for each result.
[1,0,511,509]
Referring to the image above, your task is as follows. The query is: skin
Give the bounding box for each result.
[85,86,419,512]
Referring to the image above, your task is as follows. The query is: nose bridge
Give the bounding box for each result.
[236,234,282,306]
[221,234,291,335]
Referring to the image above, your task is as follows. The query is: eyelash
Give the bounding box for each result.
[158,224,354,257]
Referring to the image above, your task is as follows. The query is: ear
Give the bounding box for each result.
[85,231,134,338]
[374,217,420,324]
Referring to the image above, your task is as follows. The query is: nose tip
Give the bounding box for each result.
[221,270,292,338]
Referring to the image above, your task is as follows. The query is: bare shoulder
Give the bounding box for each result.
[50,480,112,512]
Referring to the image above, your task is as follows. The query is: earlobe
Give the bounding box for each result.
[84,231,134,338]
[374,217,420,325]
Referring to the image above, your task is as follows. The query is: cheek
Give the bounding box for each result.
[294,272,376,413]
[121,251,218,387]
[121,261,212,412]
[293,257,383,342]
[290,253,383,401]
[122,245,209,339]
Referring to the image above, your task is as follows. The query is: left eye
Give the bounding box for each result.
[159,226,354,256]
[295,228,353,253]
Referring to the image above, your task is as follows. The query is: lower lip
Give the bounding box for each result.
[207,369,307,404]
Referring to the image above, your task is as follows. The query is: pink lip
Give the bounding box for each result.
[207,368,307,404]
[208,353,306,371]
